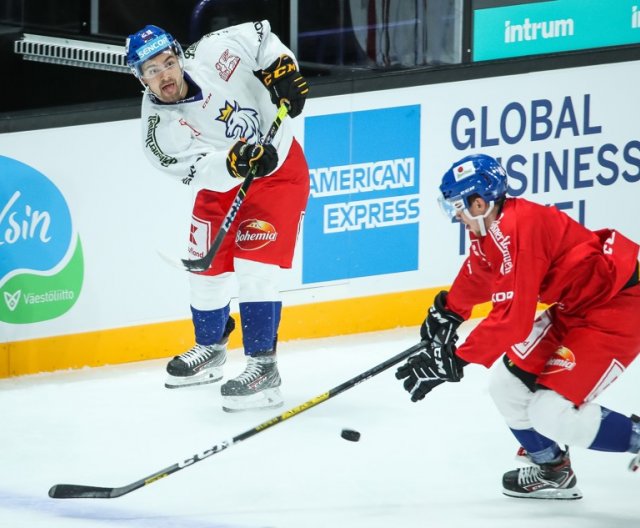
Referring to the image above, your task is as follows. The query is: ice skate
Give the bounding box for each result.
[221,354,283,412]
[502,450,583,500]
[164,343,227,388]
[165,316,234,388]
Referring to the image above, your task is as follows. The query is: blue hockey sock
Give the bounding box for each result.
[239,301,282,356]
[191,305,230,346]
[510,427,562,464]
[588,407,634,453]
[630,417,640,454]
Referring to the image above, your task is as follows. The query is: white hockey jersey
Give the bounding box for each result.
[139,20,296,193]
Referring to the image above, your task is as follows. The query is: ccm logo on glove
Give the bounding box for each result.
[257,55,309,118]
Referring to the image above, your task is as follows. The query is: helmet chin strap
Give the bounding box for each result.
[462,200,495,236]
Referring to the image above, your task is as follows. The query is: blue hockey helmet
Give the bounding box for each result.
[438,154,508,221]
[125,25,183,78]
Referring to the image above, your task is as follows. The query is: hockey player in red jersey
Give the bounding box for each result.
[396,153,640,499]
[125,23,310,411]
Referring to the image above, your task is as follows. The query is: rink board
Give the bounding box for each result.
[1,59,639,376]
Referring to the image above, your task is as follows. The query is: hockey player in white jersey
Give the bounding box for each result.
[125,21,310,411]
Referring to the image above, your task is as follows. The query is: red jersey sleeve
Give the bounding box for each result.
[446,235,495,319]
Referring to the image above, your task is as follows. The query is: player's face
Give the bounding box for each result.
[140,51,185,103]
[457,197,497,236]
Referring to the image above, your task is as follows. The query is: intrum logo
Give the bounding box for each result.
[236,219,277,250]
[0,156,83,324]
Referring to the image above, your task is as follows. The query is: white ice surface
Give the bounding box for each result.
[1,322,639,528]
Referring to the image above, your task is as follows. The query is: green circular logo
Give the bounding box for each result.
[0,156,83,324]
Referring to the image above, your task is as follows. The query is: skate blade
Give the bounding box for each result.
[628,453,640,472]
[222,388,283,412]
[502,487,583,500]
[164,368,223,389]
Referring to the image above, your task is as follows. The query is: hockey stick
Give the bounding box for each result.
[48,340,426,499]
[180,101,290,272]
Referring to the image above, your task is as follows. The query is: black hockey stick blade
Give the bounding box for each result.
[179,102,290,273]
[49,484,114,499]
[48,460,180,499]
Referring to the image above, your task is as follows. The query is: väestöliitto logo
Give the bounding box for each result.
[0,156,83,324]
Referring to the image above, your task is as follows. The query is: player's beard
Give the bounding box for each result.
[155,75,185,103]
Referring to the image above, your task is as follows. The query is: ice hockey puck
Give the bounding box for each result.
[340,429,361,442]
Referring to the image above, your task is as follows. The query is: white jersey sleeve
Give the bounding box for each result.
[138,20,296,193]
[207,20,298,70]
[140,105,236,192]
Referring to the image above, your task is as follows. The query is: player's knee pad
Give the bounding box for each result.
[488,358,535,430]
[235,258,281,302]
[528,390,601,448]
[189,272,235,310]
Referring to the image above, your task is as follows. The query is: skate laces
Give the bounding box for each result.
[518,459,570,488]
[517,465,543,486]
[178,345,214,367]
[233,357,272,383]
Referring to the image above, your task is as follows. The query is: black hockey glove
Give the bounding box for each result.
[395,341,465,402]
[226,139,278,179]
[421,290,464,346]
[257,55,309,118]
[398,376,445,402]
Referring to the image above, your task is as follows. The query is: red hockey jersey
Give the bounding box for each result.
[446,198,639,368]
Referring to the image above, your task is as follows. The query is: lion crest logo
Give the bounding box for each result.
[216,101,261,142]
